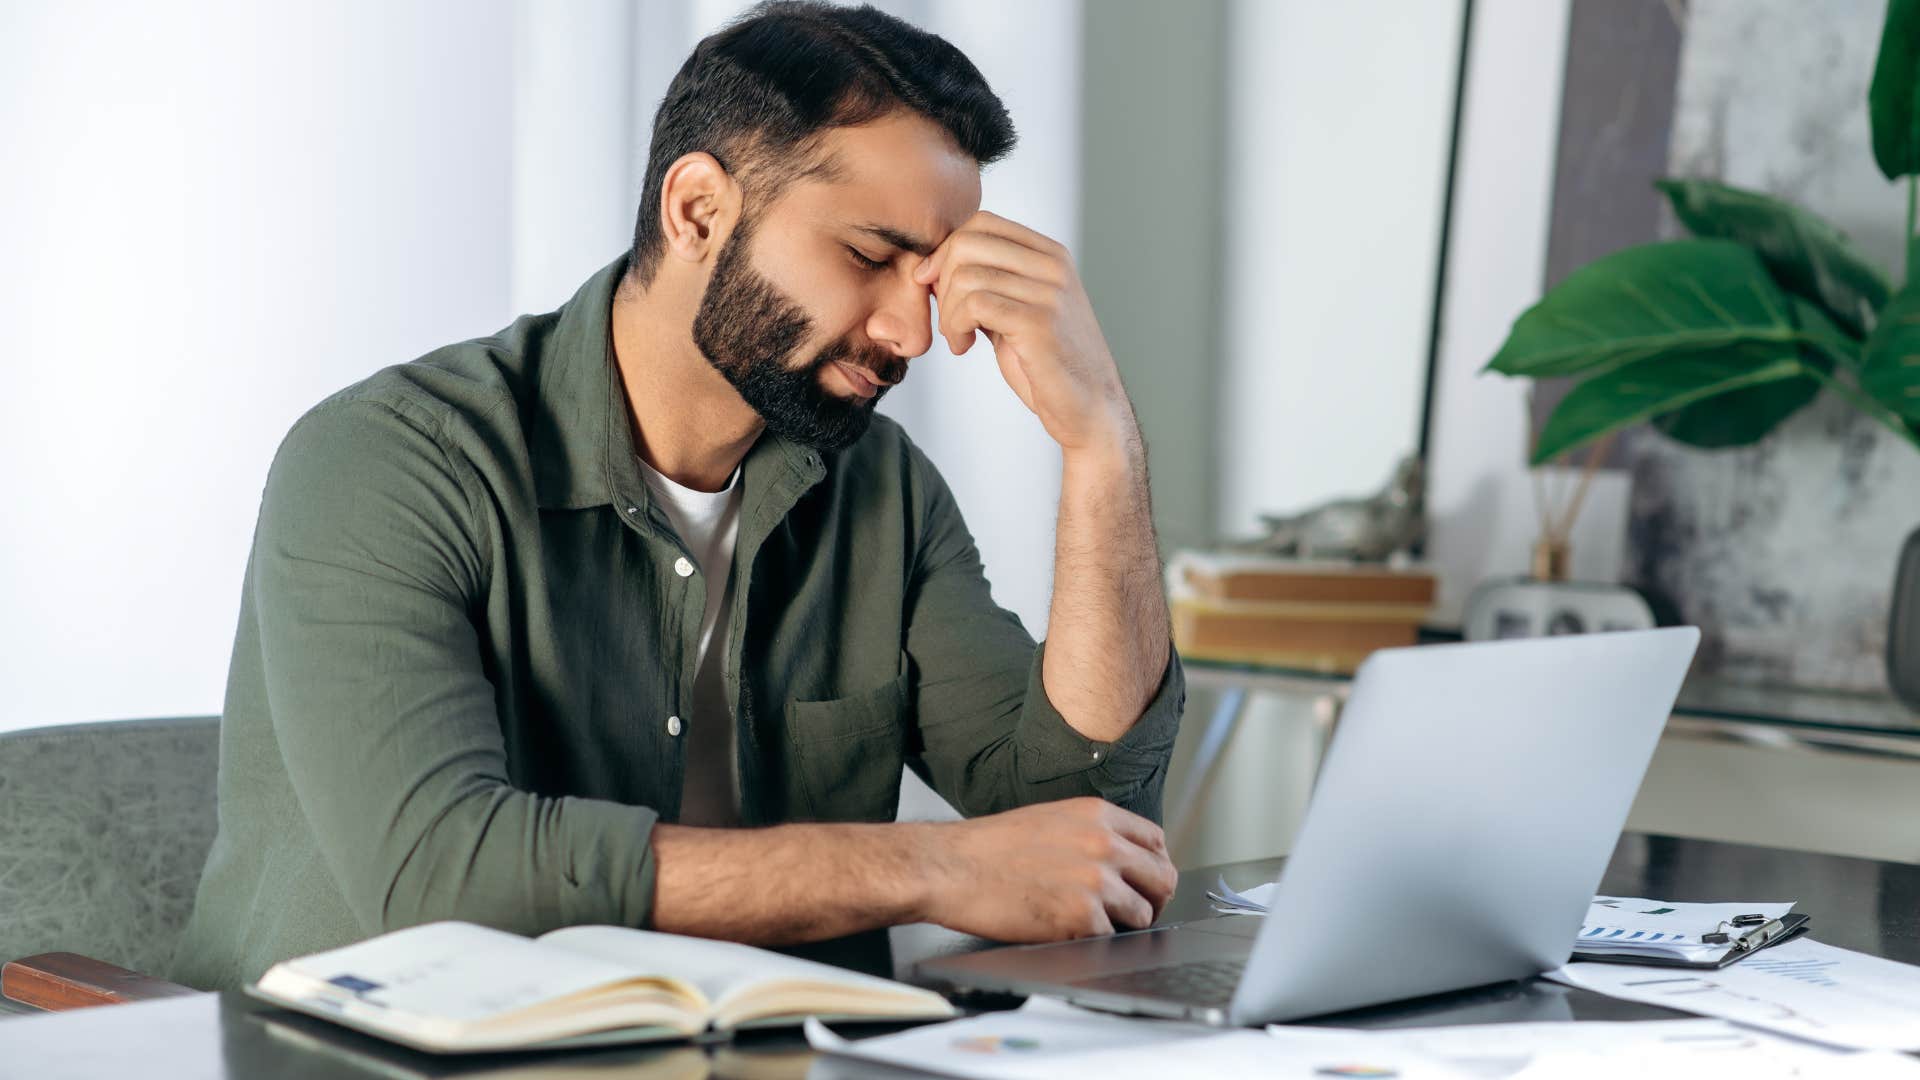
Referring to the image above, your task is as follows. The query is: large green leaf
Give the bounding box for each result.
[1788,295,1864,370]
[1651,378,1824,448]
[1654,298,1848,448]
[1532,348,1812,464]
[1653,365,1828,449]
[1871,0,1920,181]
[1656,178,1890,336]
[1863,278,1920,422]
[1487,240,1800,379]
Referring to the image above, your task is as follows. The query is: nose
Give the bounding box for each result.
[866,277,934,359]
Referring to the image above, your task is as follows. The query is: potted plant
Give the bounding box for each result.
[1485,0,1920,705]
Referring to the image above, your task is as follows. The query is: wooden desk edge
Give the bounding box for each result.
[2,953,199,1012]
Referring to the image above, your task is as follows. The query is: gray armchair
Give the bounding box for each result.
[0,715,220,1012]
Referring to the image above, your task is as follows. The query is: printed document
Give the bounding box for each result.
[805,998,1472,1079]
[1272,1019,1920,1079]
[1549,938,1920,1051]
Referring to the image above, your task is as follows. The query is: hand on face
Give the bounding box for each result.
[913,212,1133,453]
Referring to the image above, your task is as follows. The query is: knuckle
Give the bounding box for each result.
[1083,830,1116,861]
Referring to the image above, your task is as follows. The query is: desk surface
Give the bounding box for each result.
[5,832,1916,1077]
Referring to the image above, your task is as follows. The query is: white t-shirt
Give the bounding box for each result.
[637,456,744,827]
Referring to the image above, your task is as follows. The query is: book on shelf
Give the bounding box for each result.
[1177,551,1437,607]
[1167,551,1436,672]
[1170,596,1425,672]
[246,920,954,1055]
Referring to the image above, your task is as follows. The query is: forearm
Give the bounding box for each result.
[1044,407,1171,742]
[650,821,938,944]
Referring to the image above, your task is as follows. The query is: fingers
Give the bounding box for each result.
[1100,802,1171,860]
[1070,799,1177,925]
[960,210,1072,258]
[915,227,1061,290]
[935,287,1027,355]
[1099,866,1157,931]
[912,214,1076,357]
[1106,826,1179,920]
[945,263,1054,306]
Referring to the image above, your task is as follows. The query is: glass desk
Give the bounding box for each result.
[1172,652,1920,853]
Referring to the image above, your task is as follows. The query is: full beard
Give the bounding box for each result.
[690,219,907,453]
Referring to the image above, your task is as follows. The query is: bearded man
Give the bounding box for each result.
[172,0,1183,991]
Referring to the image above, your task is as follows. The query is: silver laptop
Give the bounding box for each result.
[918,627,1700,1025]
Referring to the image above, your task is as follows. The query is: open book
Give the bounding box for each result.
[246,921,956,1054]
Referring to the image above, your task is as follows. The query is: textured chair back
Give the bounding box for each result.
[0,716,219,978]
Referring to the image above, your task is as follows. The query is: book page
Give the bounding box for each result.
[535,925,949,1020]
[261,921,701,1026]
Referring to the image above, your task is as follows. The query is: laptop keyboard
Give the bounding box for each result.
[1068,958,1246,1006]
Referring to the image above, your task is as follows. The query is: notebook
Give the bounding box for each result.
[245,920,955,1054]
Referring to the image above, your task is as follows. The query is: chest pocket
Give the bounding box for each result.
[785,673,910,823]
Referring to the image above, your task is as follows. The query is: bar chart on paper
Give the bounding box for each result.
[1742,953,1840,986]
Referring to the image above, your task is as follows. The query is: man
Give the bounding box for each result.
[171,0,1183,991]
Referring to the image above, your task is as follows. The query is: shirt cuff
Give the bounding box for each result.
[1015,640,1185,794]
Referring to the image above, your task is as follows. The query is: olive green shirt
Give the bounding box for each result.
[170,255,1184,991]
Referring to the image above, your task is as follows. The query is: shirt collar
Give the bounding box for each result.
[529,254,826,513]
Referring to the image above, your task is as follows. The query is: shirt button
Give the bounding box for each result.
[666,715,682,737]
[1092,750,1102,761]
[673,557,694,578]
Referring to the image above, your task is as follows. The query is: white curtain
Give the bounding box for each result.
[0,1,518,732]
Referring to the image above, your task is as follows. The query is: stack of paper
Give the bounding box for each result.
[1205,876,1276,915]
[1572,895,1795,963]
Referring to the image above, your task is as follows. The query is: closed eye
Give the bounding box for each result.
[846,245,889,272]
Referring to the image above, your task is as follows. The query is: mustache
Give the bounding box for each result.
[815,338,908,387]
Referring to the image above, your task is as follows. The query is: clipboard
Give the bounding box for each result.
[1570,912,1811,969]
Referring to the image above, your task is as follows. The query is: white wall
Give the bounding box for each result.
[511,0,643,315]
[1216,0,1463,538]
[1423,0,1574,625]
[0,2,517,732]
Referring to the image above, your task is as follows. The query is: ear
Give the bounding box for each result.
[658,152,740,264]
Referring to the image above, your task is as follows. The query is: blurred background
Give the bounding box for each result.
[6,0,1920,871]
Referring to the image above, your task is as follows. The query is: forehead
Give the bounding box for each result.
[777,112,982,248]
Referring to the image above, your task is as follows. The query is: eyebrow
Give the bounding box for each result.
[851,223,936,258]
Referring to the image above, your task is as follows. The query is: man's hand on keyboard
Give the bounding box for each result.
[919,797,1179,942]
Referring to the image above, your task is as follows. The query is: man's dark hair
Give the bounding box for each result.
[627,1,1017,287]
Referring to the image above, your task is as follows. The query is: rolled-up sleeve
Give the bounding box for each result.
[254,397,659,936]
[901,442,1184,821]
